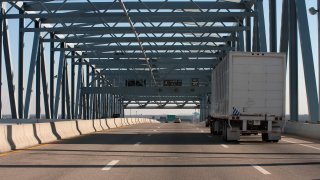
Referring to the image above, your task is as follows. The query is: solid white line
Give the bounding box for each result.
[102,160,120,171]
[282,139,320,151]
[134,142,141,146]
[252,165,271,175]
[221,144,229,148]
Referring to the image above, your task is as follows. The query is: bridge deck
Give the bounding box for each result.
[0,123,319,180]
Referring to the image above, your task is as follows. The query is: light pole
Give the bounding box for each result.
[309,3,320,122]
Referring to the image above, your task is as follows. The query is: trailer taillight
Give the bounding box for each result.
[236,116,240,120]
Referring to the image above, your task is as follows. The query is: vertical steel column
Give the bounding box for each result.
[40,43,50,119]
[252,4,258,52]
[106,94,109,117]
[0,7,3,118]
[50,33,54,118]
[86,65,90,119]
[53,42,65,119]
[245,15,251,52]
[71,53,75,119]
[18,9,24,119]
[280,0,289,54]
[318,0,320,122]
[269,0,277,52]
[65,64,71,119]
[256,0,267,52]
[61,60,66,119]
[295,0,319,122]
[289,0,298,121]
[75,59,82,119]
[36,32,41,119]
[238,20,244,51]
[3,17,17,119]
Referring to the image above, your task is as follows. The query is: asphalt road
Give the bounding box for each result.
[0,122,320,180]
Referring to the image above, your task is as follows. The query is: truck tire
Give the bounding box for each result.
[222,122,227,141]
[262,126,281,142]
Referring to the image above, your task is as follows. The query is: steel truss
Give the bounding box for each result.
[0,0,317,122]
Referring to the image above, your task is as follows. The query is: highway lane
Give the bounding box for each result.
[0,122,319,180]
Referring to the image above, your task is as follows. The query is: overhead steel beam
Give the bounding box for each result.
[21,26,250,34]
[81,86,210,96]
[66,52,225,59]
[3,11,255,19]
[125,106,200,109]
[123,96,200,101]
[52,45,233,52]
[41,36,238,43]
[23,2,249,11]
[42,17,245,24]
[101,70,211,77]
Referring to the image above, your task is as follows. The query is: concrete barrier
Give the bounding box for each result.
[0,118,160,153]
[106,118,116,128]
[100,119,109,130]
[123,118,129,126]
[114,118,122,127]
[54,121,80,139]
[9,124,39,149]
[284,121,320,139]
[35,123,58,143]
[77,120,95,134]
[0,125,11,153]
[93,119,103,131]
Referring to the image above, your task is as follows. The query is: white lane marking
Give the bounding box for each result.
[282,139,320,151]
[252,165,271,175]
[147,134,152,137]
[134,142,142,146]
[207,135,212,138]
[102,160,120,171]
[221,144,229,148]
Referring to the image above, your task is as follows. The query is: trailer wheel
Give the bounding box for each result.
[262,133,269,142]
[222,122,227,141]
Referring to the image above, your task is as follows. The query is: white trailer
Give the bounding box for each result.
[209,52,286,142]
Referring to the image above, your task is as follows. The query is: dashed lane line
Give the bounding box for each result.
[252,165,271,175]
[102,160,120,171]
[221,144,229,148]
[282,139,320,151]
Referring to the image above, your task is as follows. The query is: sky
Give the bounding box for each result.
[0,0,319,117]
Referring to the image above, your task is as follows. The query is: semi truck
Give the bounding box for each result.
[208,52,286,142]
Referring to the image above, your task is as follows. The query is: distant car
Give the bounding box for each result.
[174,118,181,123]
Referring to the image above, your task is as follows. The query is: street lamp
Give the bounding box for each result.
[309,3,320,122]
